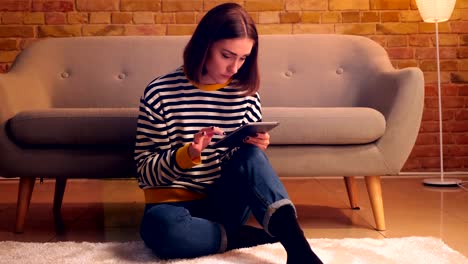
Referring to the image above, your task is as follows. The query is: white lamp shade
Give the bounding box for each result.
[415,0,456,22]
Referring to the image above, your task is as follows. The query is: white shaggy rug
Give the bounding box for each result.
[0,237,466,264]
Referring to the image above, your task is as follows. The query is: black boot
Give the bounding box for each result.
[227,225,279,250]
[269,205,323,264]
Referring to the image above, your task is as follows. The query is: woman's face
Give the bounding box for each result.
[201,37,254,85]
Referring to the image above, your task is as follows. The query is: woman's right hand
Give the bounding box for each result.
[188,126,224,158]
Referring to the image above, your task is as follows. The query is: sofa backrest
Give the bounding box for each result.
[9,34,394,108]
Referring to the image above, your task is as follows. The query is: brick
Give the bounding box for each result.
[397,60,418,68]
[82,25,125,36]
[32,1,74,12]
[401,158,422,171]
[420,60,458,71]
[133,12,154,24]
[451,72,468,83]
[175,12,196,24]
[442,84,459,96]
[0,0,30,11]
[409,35,431,47]
[458,48,468,58]
[1,12,23,24]
[0,39,17,50]
[0,50,18,62]
[380,12,400,22]
[370,0,410,10]
[361,12,379,23]
[342,12,360,23]
[125,25,166,35]
[459,84,468,95]
[448,121,468,132]
[434,35,459,46]
[45,12,67,25]
[321,12,340,23]
[416,47,457,59]
[68,13,89,24]
[377,23,418,34]
[259,11,279,24]
[24,13,45,24]
[301,12,320,23]
[111,13,132,24]
[167,24,196,35]
[455,109,468,120]
[89,12,111,24]
[425,84,438,96]
[280,12,301,23]
[257,24,292,34]
[422,108,436,121]
[386,47,414,59]
[204,0,243,11]
[76,0,119,11]
[387,35,407,47]
[412,145,441,157]
[416,133,438,145]
[418,22,450,34]
[154,13,175,24]
[400,10,422,22]
[423,71,451,84]
[162,0,202,12]
[38,25,82,37]
[460,59,468,71]
[335,24,376,35]
[285,0,327,11]
[329,0,368,10]
[451,22,468,34]
[455,0,468,8]
[0,26,34,37]
[121,0,161,11]
[244,0,283,11]
[461,35,468,46]
[420,121,441,133]
[293,24,334,34]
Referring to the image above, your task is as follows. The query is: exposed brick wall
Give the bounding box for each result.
[0,0,467,172]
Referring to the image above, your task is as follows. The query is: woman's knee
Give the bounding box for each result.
[140,204,191,258]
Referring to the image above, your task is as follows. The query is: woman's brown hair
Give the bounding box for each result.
[183,3,259,95]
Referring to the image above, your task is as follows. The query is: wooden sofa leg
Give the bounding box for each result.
[53,178,67,216]
[364,176,386,231]
[53,178,67,233]
[343,176,360,210]
[15,177,36,234]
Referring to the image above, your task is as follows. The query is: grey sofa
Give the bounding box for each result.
[0,34,424,233]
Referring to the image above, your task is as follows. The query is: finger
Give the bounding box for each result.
[202,126,224,136]
[193,131,206,144]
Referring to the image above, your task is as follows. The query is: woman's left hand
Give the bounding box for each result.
[243,132,270,151]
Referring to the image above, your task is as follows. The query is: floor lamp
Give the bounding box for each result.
[415,0,461,187]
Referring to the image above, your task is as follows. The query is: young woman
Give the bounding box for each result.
[134,3,323,264]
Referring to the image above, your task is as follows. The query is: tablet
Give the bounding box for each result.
[212,121,280,148]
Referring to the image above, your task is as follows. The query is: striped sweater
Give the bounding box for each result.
[134,67,262,194]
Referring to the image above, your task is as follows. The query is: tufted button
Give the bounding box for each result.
[118,73,126,79]
[61,72,69,78]
[284,70,293,77]
[336,68,344,75]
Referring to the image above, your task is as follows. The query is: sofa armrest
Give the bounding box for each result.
[371,67,425,173]
[0,72,49,123]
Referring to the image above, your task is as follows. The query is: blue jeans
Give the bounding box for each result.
[140,144,293,259]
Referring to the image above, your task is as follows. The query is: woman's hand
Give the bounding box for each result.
[188,126,224,158]
[244,132,270,151]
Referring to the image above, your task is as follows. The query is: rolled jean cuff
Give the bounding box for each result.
[263,199,296,236]
[218,223,228,253]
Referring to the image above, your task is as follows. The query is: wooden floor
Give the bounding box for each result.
[0,176,467,257]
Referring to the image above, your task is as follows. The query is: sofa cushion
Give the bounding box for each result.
[8,107,385,147]
[8,108,138,146]
[263,107,386,145]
